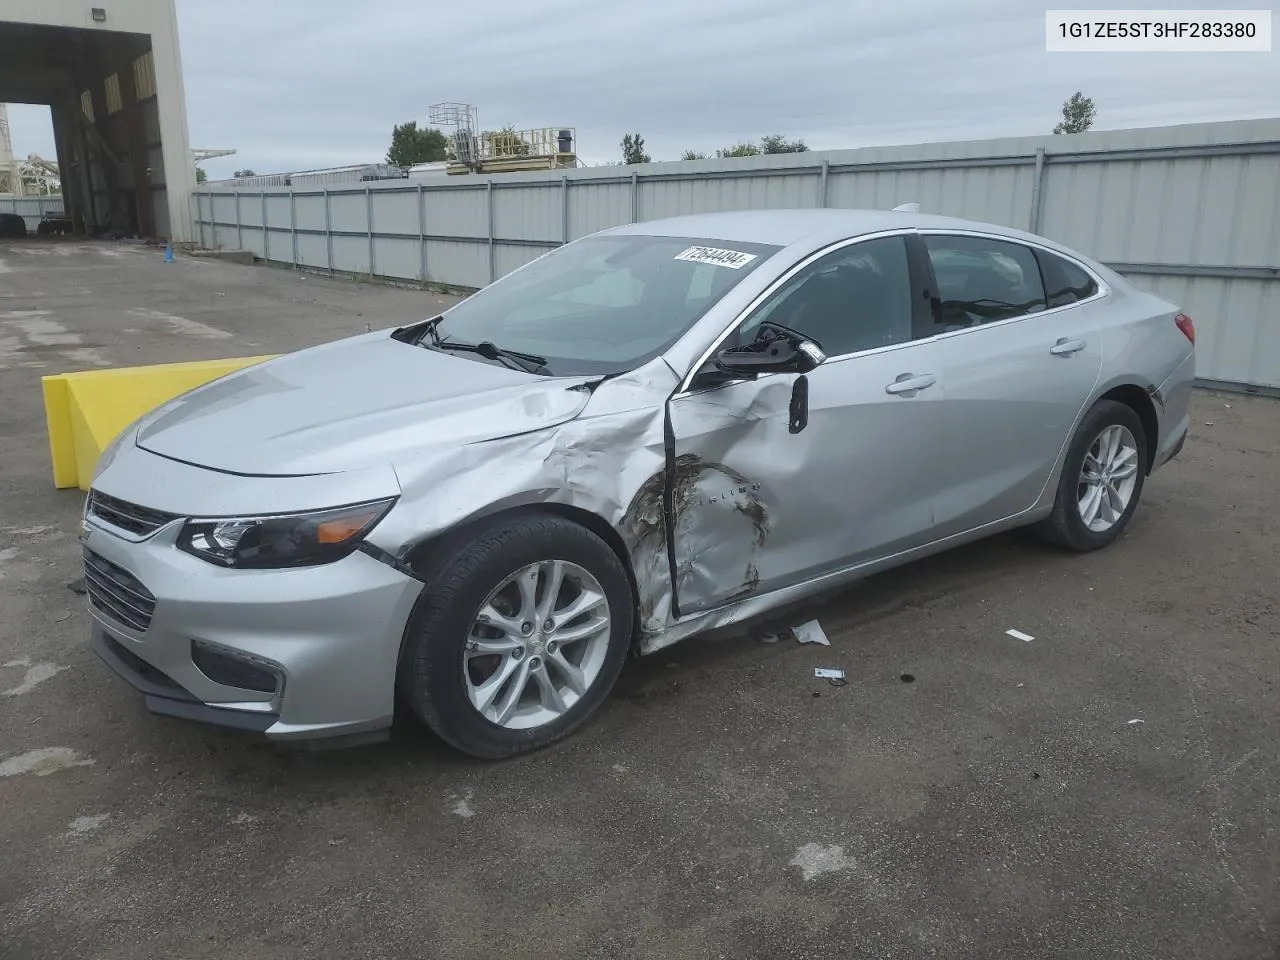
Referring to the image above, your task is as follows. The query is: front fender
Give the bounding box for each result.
[364,361,678,636]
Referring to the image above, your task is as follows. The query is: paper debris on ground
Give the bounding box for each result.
[1127,718,1144,725]
[1006,629,1035,642]
[814,668,845,680]
[793,620,830,646]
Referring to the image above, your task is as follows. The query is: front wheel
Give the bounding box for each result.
[1035,399,1148,552]
[401,513,633,759]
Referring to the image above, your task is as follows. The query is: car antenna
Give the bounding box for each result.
[892,202,921,213]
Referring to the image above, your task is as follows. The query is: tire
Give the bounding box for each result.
[401,512,633,759]
[0,213,27,238]
[1035,399,1149,552]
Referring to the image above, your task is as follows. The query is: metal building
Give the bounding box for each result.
[0,0,195,240]
[208,164,410,190]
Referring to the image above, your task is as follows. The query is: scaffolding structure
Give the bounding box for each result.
[0,104,23,196]
[428,102,577,174]
[20,153,60,195]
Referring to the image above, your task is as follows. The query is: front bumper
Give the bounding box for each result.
[83,515,423,742]
[93,628,278,732]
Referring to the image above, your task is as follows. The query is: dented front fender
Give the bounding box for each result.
[364,359,679,639]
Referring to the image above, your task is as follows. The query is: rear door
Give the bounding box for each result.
[666,233,946,615]
[919,232,1107,537]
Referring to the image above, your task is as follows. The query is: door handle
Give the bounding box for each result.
[1050,337,1087,356]
[885,373,937,396]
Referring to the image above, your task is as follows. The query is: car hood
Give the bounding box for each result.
[135,332,597,476]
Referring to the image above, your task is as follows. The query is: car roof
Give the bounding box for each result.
[600,208,1065,253]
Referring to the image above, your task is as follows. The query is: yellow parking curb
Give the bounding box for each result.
[41,355,278,492]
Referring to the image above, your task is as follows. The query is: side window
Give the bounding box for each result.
[736,236,914,356]
[1036,250,1100,307]
[923,235,1047,328]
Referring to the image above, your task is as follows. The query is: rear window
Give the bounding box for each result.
[1036,250,1100,307]
[924,235,1048,326]
[431,234,780,375]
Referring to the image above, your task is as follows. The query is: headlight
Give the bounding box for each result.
[177,498,396,569]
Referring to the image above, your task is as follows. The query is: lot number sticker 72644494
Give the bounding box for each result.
[673,246,758,269]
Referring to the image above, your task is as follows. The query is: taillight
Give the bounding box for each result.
[1175,313,1195,344]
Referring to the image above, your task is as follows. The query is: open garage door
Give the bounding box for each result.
[0,2,194,241]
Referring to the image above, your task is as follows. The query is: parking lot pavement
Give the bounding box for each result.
[2,239,1278,960]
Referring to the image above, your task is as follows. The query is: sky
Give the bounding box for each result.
[5,0,1279,179]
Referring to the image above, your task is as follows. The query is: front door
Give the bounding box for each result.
[666,234,946,616]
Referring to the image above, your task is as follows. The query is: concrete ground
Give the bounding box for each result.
[1,238,1278,960]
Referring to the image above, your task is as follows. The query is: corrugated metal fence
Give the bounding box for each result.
[68,118,1280,389]
[0,195,66,233]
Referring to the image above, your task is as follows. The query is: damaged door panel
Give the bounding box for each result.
[666,340,946,616]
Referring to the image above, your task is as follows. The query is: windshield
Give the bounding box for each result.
[426,234,781,375]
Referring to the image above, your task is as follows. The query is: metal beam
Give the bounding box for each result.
[196,220,562,248]
[418,183,427,283]
[1105,262,1280,281]
[486,179,495,283]
[1028,147,1046,233]
[1194,377,1280,399]
[323,188,333,276]
[1049,141,1280,165]
[561,176,569,245]
[366,185,375,277]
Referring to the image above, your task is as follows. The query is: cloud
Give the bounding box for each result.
[5,0,1278,177]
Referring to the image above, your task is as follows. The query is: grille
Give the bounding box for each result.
[87,490,180,538]
[83,549,157,633]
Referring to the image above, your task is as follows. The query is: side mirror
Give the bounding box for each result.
[714,325,826,378]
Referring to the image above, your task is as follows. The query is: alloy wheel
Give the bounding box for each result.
[463,560,612,730]
[1077,424,1140,533]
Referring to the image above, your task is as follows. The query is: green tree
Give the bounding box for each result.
[195,167,207,183]
[386,121,450,166]
[233,168,257,178]
[620,133,650,164]
[716,142,761,158]
[759,134,809,154]
[1053,92,1096,135]
[681,149,709,160]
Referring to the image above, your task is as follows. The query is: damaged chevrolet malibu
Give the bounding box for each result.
[84,209,1195,758]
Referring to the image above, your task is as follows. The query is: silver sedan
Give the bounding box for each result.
[83,209,1196,758]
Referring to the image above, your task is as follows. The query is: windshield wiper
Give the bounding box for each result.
[415,315,444,346]
[412,316,548,373]
[429,337,549,374]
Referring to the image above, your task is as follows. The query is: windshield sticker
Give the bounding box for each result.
[674,246,758,269]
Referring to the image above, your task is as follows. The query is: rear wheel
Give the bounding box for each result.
[1035,399,1148,552]
[401,513,633,759]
